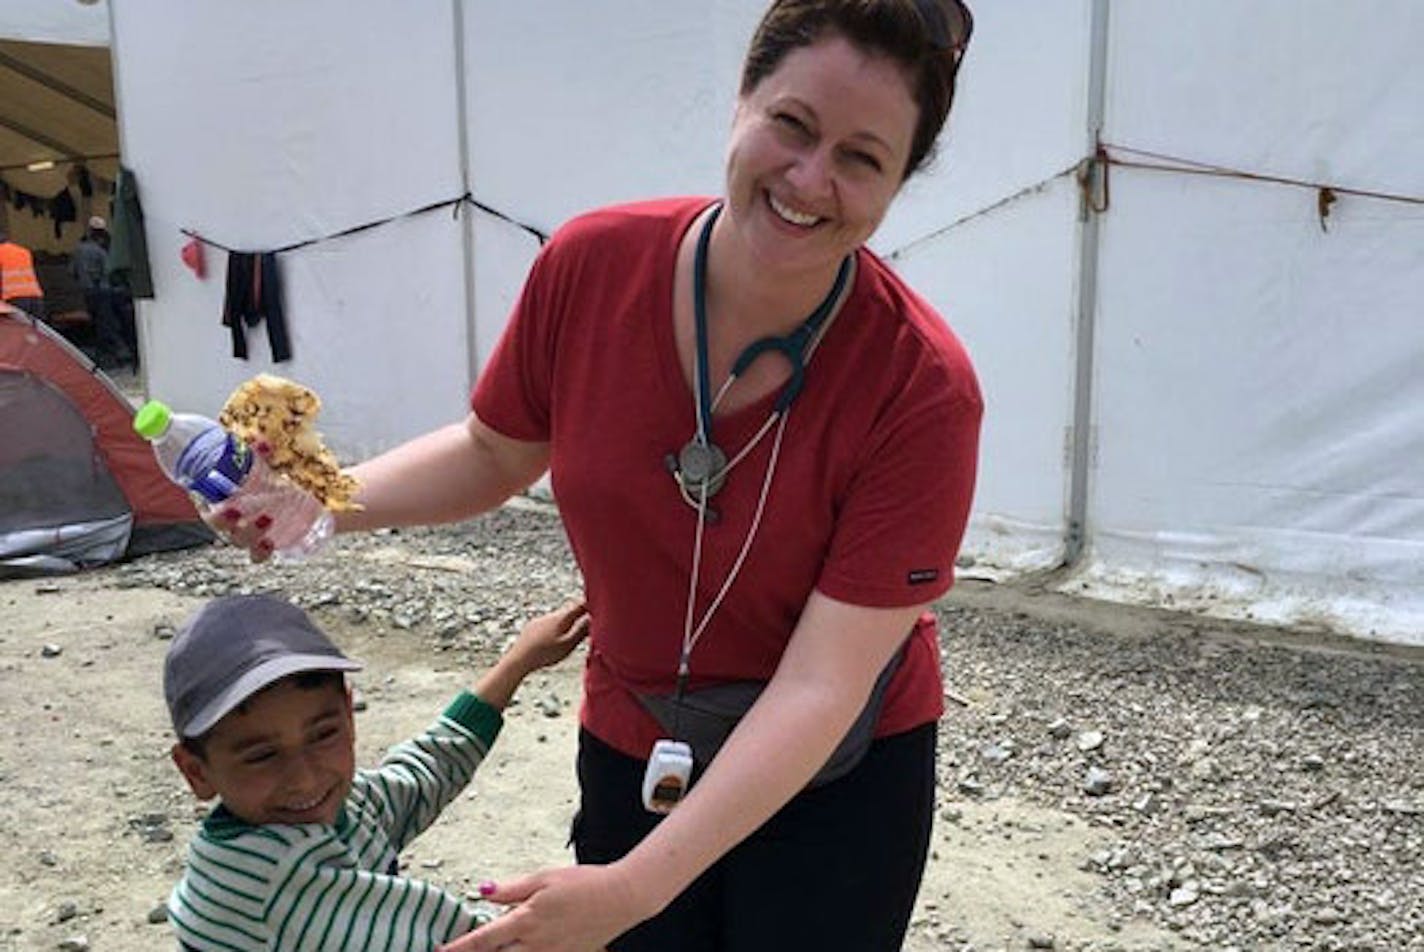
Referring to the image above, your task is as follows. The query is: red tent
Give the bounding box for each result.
[0,302,210,576]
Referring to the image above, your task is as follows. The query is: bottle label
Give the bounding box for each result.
[188,435,253,505]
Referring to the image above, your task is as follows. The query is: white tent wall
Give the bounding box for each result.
[0,0,108,48]
[875,0,1093,574]
[1080,0,1424,643]
[108,0,471,457]
[460,1,763,371]
[894,180,1083,573]
[95,1,1422,644]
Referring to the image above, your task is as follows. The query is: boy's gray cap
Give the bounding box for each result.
[165,594,362,738]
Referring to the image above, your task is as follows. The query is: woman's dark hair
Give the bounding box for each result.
[740,0,973,178]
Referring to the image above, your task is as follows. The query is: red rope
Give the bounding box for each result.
[1099,142,1424,206]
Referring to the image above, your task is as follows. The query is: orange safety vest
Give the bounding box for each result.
[0,241,43,300]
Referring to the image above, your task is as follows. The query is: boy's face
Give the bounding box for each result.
[171,676,356,826]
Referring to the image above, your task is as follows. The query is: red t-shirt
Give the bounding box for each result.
[473,198,982,759]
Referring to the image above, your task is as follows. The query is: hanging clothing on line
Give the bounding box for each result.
[49,188,76,239]
[221,251,292,362]
[108,167,154,298]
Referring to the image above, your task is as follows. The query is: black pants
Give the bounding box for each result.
[114,291,139,367]
[572,723,937,951]
[86,289,131,366]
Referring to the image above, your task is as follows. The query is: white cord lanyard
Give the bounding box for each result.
[674,264,851,690]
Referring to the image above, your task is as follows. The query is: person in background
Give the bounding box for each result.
[220,1,980,949]
[71,216,134,371]
[0,229,45,322]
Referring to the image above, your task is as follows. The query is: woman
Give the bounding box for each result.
[232,2,979,949]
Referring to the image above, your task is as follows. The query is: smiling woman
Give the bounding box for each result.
[719,34,918,290]
[212,3,982,951]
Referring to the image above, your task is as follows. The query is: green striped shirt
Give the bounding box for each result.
[168,691,501,951]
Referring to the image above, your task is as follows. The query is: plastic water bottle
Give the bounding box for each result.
[133,400,333,558]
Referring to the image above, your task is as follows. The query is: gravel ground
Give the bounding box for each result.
[935,601,1424,950]
[102,502,1424,951]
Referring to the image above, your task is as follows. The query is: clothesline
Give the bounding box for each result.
[1099,142,1424,208]
[181,192,548,257]
[886,163,1079,261]
[182,191,548,367]
[885,143,1424,260]
[181,141,1424,266]
[0,162,117,240]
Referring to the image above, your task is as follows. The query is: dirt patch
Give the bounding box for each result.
[0,571,1198,951]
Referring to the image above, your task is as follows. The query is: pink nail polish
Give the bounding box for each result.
[478,880,496,897]
[254,514,273,530]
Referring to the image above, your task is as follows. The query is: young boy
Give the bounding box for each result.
[163,593,588,951]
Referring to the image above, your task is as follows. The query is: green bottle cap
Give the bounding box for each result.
[133,400,173,440]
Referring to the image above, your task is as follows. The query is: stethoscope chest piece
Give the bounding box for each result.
[668,201,849,516]
[675,440,728,499]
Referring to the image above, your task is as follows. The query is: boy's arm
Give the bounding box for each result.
[367,601,590,849]
[471,600,589,710]
[469,653,533,712]
[364,695,503,853]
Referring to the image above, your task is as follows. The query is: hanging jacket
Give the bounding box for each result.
[107,167,154,298]
[221,251,292,362]
[0,241,44,301]
[49,188,77,239]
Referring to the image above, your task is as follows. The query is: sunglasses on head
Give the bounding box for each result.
[913,0,973,58]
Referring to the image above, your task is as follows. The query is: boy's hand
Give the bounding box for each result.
[506,599,590,675]
[473,600,589,710]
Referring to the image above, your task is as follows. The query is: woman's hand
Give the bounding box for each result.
[199,441,280,563]
[199,412,550,563]
[446,594,926,952]
[437,864,644,952]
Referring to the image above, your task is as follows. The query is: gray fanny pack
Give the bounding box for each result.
[635,645,905,789]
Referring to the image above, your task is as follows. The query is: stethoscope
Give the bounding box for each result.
[665,200,855,709]
[664,203,852,516]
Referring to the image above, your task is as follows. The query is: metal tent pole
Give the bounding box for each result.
[1063,0,1112,567]
[451,0,480,389]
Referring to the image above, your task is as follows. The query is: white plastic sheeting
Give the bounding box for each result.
[1083,1,1424,642]
[28,0,1417,644]
[878,0,1094,574]
[460,1,761,370]
[108,1,471,458]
